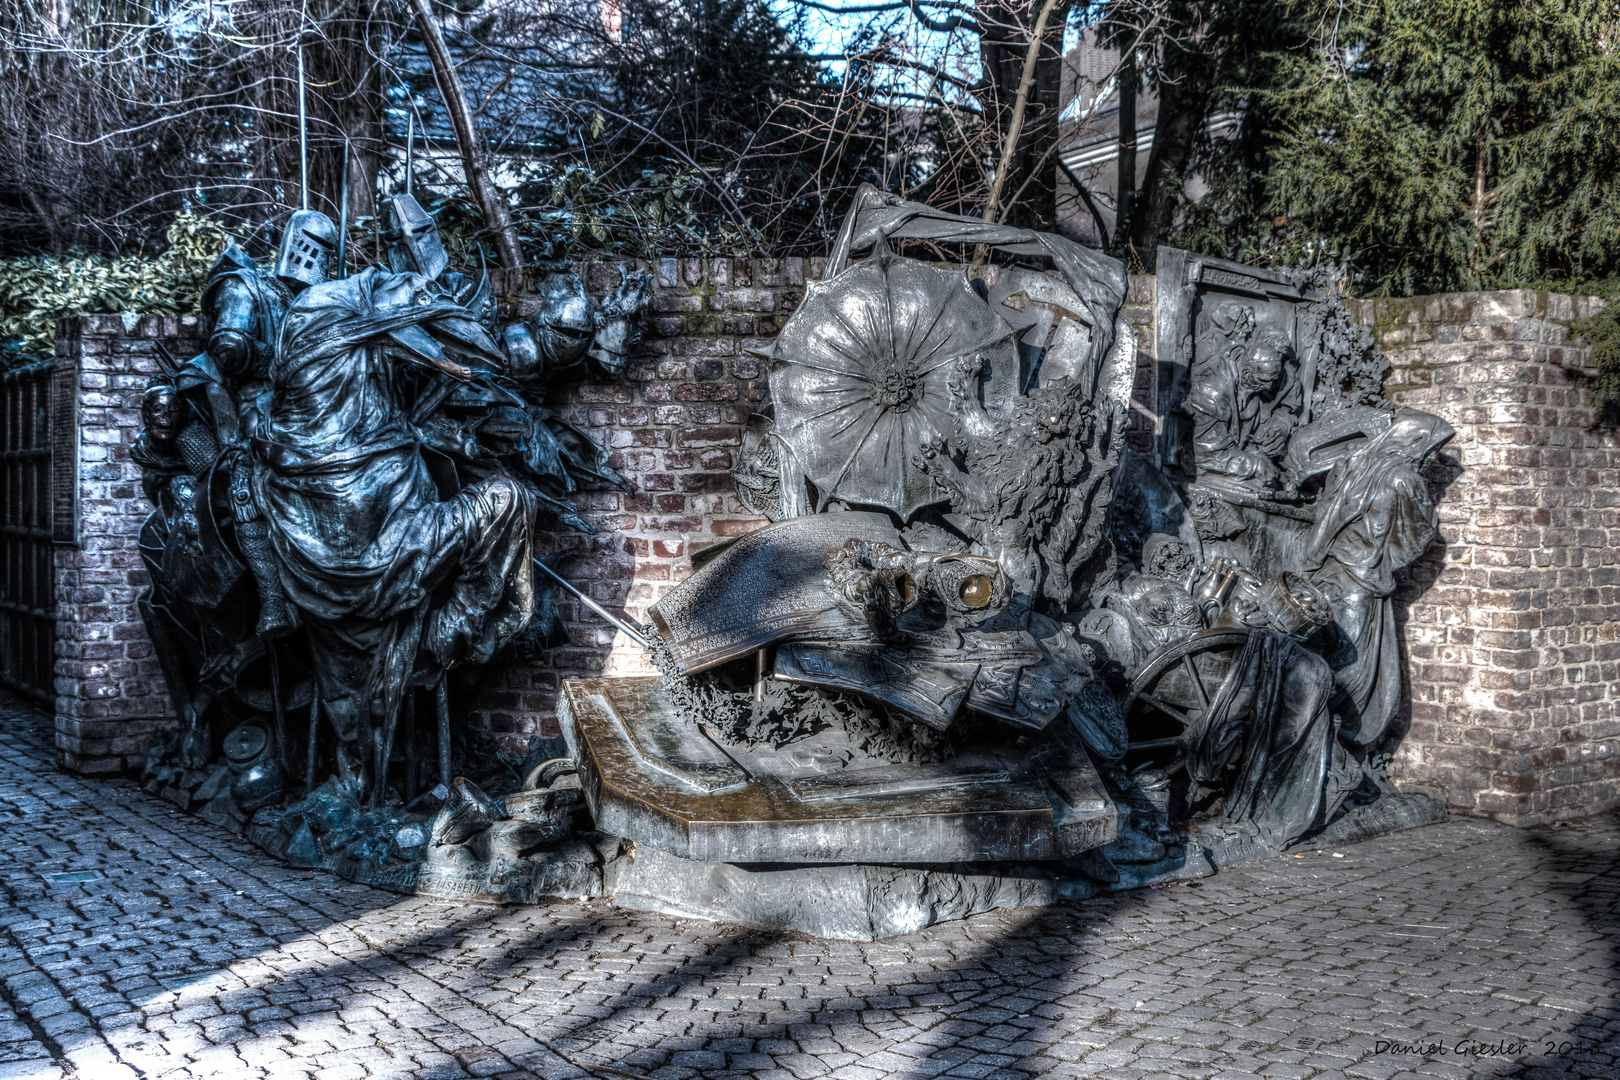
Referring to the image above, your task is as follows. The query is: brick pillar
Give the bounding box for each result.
[1360,290,1620,824]
[54,315,198,773]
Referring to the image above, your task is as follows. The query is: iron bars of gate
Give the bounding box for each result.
[1,361,55,706]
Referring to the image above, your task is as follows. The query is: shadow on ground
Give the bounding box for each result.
[3,688,1618,1079]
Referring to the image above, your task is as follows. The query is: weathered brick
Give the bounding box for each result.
[52,279,1620,824]
[1384,288,1618,824]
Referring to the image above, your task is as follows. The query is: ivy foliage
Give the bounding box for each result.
[516,164,750,257]
[0,164,738,372]
[0,214,229,369]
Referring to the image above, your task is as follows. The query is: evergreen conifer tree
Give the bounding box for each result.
[1181,0,1620,297]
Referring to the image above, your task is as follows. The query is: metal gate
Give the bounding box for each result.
[0,361,55,706]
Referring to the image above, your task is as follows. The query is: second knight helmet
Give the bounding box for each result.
[274,209,337,289]
[381,194,449,280]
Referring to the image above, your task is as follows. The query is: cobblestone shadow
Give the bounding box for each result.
[1496,815,1620,1079]
[2,689,1617,1079]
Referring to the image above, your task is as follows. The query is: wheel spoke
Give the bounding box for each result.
[1138,692,1195,728]
[1181,654,1211,711]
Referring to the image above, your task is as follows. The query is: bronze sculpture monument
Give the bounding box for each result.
[137,194,651,892]
[133,184,1452,939]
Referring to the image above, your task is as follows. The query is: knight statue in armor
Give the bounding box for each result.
[208,210,336,637]
[257,259,537,799]
[133,212,337,772]
[134,194,650,829]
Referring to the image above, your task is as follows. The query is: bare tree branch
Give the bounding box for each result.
[983,0,1062,223]
[408,0,523,270]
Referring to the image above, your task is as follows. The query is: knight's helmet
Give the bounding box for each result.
[529,269,597,371]
[381,193,449,280]
[274,209,338,290]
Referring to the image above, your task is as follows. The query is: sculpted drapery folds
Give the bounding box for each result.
[256,268,537,782]
[1297,412,1454,747]
[133,198,650,821]
[1097,251,1457,850]
[1187,631,1354,849]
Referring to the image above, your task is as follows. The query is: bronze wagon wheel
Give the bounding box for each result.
[1121,628,1251,770]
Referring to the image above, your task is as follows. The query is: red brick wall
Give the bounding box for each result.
[51,277,1617,827]
[472,257,814,738]
[1359,290,1620,825]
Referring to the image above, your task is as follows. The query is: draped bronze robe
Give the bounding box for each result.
[255,269,535,768]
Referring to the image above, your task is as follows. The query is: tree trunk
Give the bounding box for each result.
[253,3,304,217]
[1114,35,1136,258]
[293,4,389,228]
[26,0,76,249]
[983,0,1063,223]
[1469,123,1488,281]
[977,0,1071,231]
[332,15,386,225]
[1128,33,1216,261]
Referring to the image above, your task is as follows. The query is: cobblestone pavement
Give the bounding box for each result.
[1,695,1615,1080]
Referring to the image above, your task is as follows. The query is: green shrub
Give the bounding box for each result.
[1576,301,1620,409]
[0,214,228,369]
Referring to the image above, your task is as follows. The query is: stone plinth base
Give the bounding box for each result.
[606,847,1095,941]
[155,781,1446,939]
